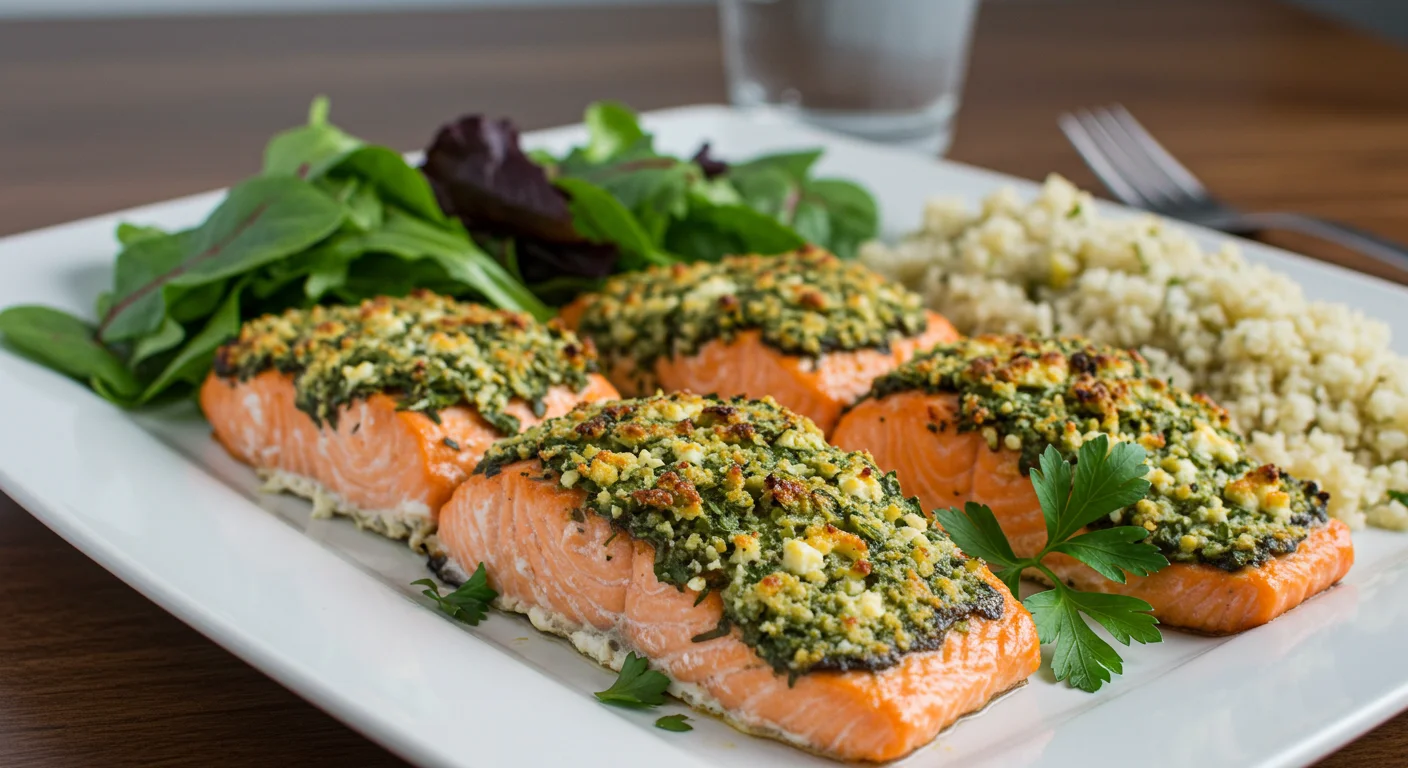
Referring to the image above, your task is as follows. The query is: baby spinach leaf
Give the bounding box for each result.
[115,222,169,247]
[263,95,363,179]
[332,145,446,224]
[724,149,878,258]
[128,316,186,368]
[102,229,190,340]
[666,203,806,262]
[166,281,228,324]
[555,177,671,269]
[98,175,344,343]
[302,248,354,300]
[730,149,824,183]
[318,176,384,233]
[804,179,878,259]
[0,306,141,400]
[583,100,647,163]
[343,210,550,320]
[137,280,248,403]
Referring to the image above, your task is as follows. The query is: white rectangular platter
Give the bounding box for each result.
[2,106,1407,768]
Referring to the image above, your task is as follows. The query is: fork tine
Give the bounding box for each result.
[1088,108,1189,208]
[1105,105,1208,199]
[1075,108,1181,206]
[1058,111,1148,207]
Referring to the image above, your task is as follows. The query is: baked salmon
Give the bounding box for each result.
[832,335,1354,635]
[434,392,1040,761]
[559,248,959,435]
[201,292,618,548]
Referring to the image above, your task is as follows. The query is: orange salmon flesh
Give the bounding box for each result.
[435,459,1042,762]
[832,391,1355,635]
[560,304,959,436]
[200,370,619,547]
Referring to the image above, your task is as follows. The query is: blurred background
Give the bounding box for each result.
[3,0,1408,41]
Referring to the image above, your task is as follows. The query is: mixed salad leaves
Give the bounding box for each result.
[0,97,877,405]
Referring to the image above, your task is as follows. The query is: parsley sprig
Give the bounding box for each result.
[595,652,671,708]
[412,563,498,626]
[935,435,1169,692]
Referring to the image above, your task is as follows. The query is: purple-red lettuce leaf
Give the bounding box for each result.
[421,114,621,284]
[422,115,580,243]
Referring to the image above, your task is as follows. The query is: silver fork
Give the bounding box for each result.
[1059,104,1408,269]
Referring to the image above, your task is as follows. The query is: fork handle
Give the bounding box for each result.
[1237,212,1408,271]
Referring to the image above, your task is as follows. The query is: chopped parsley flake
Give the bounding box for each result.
[213,291,595,434]
[572,248,929,378]
[865,335,1330,570]
[479,392,1002,676]
[654,714,693,732]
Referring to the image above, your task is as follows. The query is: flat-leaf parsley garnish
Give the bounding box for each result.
[654,714,693,732]
[412,563,497,626]
[936,436,1168,692]
[594,652,671,708]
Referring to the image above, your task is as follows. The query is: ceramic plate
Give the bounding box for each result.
[2,106,1406,768]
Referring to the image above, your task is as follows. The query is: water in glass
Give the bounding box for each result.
[720,0,981,156]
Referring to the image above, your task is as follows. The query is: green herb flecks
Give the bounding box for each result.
[412,563,498,626]
[868,335,1330,571]
[574,249,929,374]
[595,652,671,708]
[214,292,594,433]
[937,436,1166,692]
[480,392,1002,677]
[654,714,693,732]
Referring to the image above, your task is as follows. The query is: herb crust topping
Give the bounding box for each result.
[213,291,595,434]
[865,335,1330,571]
[478,392,1003,676]
[573,248,929,368]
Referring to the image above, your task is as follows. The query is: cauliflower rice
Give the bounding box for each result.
[862,174,1408,530]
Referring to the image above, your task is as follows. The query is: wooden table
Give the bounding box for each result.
[2,1,1406,764]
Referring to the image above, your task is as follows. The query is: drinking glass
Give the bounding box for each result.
[719,0,981,156]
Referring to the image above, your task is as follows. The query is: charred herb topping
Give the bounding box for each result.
[213,291,595,433]
[478,392,1002,676]
[573,248,929,370]
[864,335,1329,571]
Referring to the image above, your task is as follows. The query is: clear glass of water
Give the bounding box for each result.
[719,0,981,156]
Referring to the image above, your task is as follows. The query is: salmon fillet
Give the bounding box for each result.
[436,459,1041,762]
[559,249,960,436]
[563,308,958,435]
[201,370,618,547]
[833,390,1355,634]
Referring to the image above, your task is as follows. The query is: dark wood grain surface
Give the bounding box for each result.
[1,1,1406,765]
